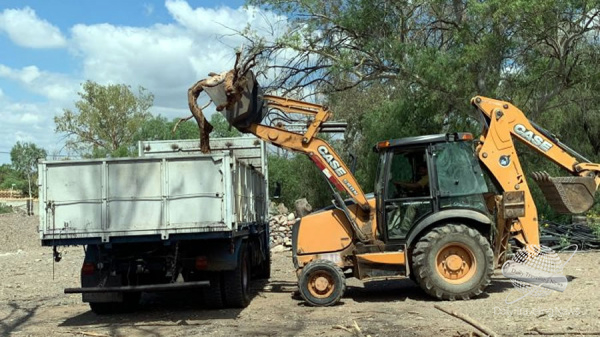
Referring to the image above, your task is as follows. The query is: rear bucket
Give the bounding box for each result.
[532,171,596,214]
[203,70,265,131]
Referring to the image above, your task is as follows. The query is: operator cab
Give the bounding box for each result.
[374,133,490,242]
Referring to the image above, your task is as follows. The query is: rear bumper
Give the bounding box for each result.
[65,280,209,294]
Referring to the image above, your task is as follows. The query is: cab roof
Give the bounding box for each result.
[375,132,473,151]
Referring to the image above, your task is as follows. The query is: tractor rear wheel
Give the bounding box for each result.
[411,224,493,300]
[298,259,346,307]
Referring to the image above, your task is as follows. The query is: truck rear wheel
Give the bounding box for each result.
[298,259,346,307]
[223,245,251,308]
[202,272,225,309]
[411,224,493,300]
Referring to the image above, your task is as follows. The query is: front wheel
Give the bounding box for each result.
[298,259,346,307]
[411,224,493,300]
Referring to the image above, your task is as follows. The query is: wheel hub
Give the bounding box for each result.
[308,271,335,298]
[436,243,477,284]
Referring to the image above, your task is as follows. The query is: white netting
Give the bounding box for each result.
[510,245,563,297]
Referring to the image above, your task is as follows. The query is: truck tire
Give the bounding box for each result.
[411,224,493,300]
[223,245,251,308]
[202,272,225,309]
[298,259,346,307]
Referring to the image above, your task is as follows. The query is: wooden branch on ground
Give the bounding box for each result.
[67,331,111,337]
[352,320,365,337]
[526,327,600,335]
[434,305,498,337]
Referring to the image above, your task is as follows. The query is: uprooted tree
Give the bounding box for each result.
[178,52,258,153]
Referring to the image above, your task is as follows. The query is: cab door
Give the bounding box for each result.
[381,148,435,240]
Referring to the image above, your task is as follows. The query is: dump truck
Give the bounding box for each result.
[39,137,270,313]
[194,69,600,306]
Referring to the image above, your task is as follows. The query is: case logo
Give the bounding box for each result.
[317,146,347,177]
[514,124,553,152]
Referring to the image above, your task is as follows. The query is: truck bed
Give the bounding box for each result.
[39,138,267,246]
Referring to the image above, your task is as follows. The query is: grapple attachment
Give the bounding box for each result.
[532,171,596,214]
[203,70,265,131]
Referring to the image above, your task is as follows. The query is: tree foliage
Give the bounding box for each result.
[268,153,332,209]
[246,0,600,218]
[9,142,47,197]
[210,113,242,138]
[55,81,154,158]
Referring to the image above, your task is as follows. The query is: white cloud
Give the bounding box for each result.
[0,1,289,163]
[0,64,77,102]
[0,7,67,48]
[69,2,287,117]
[0,100,64,159]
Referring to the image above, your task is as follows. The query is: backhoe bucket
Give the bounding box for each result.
[203,70,265,131]
[532,171,596,214]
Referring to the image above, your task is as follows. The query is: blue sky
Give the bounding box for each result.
[0,0,283,164]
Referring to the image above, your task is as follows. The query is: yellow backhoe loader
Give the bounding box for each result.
[199,70,600,306]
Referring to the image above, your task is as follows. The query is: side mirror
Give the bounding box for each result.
[273,181,282,199]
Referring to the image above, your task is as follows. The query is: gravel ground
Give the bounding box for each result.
[1,211,599,337]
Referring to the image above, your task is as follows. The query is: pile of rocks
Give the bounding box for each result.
[268,198,313,252]
[269,212,296,252]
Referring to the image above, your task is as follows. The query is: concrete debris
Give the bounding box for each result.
[276,203,289,215]
[269,211,296,250]
[294,198,312,217]
[271,245,287,253]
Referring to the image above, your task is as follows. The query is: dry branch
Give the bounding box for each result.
[352,320,365,337]
[434,305,498,337]
[67,331,111,337]
[186,79,214,153]
[525,327,600,335]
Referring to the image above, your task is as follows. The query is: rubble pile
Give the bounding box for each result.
[269,212,296,252]
[268,199,313,252]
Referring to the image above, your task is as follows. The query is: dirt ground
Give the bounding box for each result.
[1,212,599,337]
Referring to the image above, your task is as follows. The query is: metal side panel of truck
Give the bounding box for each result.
[38,137,270,312]
[39,137,267,244]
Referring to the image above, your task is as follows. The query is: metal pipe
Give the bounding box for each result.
[64,280,210,294]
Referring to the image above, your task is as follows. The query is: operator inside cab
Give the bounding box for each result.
[394,164,429,195]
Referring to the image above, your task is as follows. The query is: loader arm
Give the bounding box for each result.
[246,95,376,242]
[471,96,600,246]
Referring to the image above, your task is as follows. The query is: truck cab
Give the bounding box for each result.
[375,133,492,243]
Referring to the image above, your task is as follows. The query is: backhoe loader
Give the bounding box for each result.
[199,70,600,306]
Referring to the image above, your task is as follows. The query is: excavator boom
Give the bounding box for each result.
[472,96,600,246]
[199,70,375,242]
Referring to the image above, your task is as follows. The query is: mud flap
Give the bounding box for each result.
[532,171,596,214]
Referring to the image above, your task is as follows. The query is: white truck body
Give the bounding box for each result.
[39,137,267,245]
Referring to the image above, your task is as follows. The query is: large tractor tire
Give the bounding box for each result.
[411,224,493,300]
[223,245,251,308]
[298,259,346,307]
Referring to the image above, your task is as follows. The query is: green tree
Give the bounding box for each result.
[0,164,26,196]
[268,153,332,209]
[10,142,47,198]
[209,113,242,138]
[55,81,154,158]
[246,0,600,220]
[135,115,199,142]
